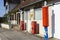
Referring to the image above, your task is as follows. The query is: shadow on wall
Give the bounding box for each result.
[52,10,55,37]
[36,23,39,34]
[25,23,26,30]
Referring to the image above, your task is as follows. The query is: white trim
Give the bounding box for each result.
[16,12,20,24]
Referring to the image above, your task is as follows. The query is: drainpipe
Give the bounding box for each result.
[42,0,49,40]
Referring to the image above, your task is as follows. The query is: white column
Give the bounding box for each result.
[14,14,15,20]
[21,13,23,21]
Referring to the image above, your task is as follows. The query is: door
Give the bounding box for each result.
[52,4,60,39]
[16,13,20,24]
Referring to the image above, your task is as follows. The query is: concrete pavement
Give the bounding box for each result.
[0,28,59,40]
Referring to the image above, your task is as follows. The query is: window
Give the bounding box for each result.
[34,8,42,20]
[25,10,30,20]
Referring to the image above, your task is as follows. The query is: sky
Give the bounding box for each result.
[0,0,5,17]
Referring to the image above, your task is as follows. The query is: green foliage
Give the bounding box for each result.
[0,17,7,23]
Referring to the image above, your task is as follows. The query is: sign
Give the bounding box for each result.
[30,13,34,19]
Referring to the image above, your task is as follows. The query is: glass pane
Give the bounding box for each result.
[25,10,30,20]
[28,11,30,20]
[34,8,42,20]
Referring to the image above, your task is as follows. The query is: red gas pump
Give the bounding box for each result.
[20,21,24,30]
[31,21,37,34]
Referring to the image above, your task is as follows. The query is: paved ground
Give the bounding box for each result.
[0,28,59,40]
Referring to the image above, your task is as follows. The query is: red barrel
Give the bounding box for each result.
[31,21,37,34]
[20,21,24,30]
[42,6,49,27]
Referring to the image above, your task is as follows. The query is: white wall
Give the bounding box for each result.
[53,4,60,39]
[1,23,10,29]
[10,20,17,25]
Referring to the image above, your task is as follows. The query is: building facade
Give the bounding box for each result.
[5,0,60,39]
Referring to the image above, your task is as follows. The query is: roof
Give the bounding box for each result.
[10,0,54,12]
[11,0,43,12]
